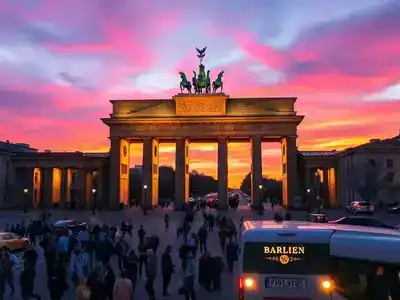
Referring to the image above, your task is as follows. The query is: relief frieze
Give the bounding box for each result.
[112,122,293,137]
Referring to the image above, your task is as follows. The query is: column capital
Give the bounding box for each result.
[217,136,228,142]
[251,135,262,140]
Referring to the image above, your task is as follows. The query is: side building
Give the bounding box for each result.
[298,135,400,208]
[0,141,109,209]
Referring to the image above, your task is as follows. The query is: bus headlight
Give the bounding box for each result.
[321,280,333,291]
[244,278,254,288]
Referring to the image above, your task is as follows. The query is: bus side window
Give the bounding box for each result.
[334,259,399,299]
[333,258,367,298]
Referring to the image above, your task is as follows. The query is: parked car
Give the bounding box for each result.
[330,216,399,229]
[0,232,29,251]
[388,204,400,214]
[53,220,87,236]
[305,213,328,223]
[346,201,374,215]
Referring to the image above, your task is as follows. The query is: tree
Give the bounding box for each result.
[350,161,392,204]
[159,165,175,198]
[129,166,218,202]
[189,170,218,196]
[239,172,282,202]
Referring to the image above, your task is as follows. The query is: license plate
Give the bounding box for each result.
[265,277,306,289]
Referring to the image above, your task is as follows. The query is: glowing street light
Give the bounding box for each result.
[91,188,97,215]
[258,184,263,189]
[23,188,28,213]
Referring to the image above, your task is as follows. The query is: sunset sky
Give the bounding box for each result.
[0,0,399,187]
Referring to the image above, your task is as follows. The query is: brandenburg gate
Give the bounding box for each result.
[102,47,304,210]
[102,94,304,210]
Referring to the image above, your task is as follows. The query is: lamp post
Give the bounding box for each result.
[143,185,148,215]
[258,184,264,214]
[23,188,28,213]
[92,188,96,215]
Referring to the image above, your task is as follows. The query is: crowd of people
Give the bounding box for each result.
[0,206,241,300]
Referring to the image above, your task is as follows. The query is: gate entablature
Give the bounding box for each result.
[106,95,299,118]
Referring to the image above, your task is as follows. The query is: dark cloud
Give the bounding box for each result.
[0,88,102,120]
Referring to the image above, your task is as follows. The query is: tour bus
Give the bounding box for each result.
[239,220,400,300]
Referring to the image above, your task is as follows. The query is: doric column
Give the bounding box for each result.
[217,137,229,210]
[322,169,330,208]
[60,168,70,208]
[85,171,94,208]
[175,138,190,210]
[251,136,263,208]
[328,168,339,208]
[77,169,87,209]
[282,136,298,208]
[142,138,159,208]
[109,137,130,209]
[42,167,53,208]
[32,168,42,208]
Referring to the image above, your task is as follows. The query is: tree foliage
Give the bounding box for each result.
[350,162,391,203]
[239,172,282,201]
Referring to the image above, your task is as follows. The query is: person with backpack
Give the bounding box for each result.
[0,247,17,297]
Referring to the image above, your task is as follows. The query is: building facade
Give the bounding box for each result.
[298,136,400,208]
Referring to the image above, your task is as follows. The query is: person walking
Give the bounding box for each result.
[20,260,41,300]
[182,252,196,300]
[145,249,157,300]
[113,270,133,300]
[0,246,17,297]
[161,245,174,296]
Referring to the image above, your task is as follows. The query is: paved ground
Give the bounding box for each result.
[1,206,399,299]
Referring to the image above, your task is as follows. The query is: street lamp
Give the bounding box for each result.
[91,188,97,215]
[23,188,28,213]
[306,188,311,193]
[143,185,148,214]
[258,184,264,212]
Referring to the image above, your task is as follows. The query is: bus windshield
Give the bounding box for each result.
[242,242,333,274]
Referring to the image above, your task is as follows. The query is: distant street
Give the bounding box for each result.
[0,205,399,299]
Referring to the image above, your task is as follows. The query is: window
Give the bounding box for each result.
[34,172,38,184]
[368,159,376,166]
[387,172,394,182]
[282,163,287,174]
[333,258,400,299]
[282,145,286,156]
[387,159,394,167]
